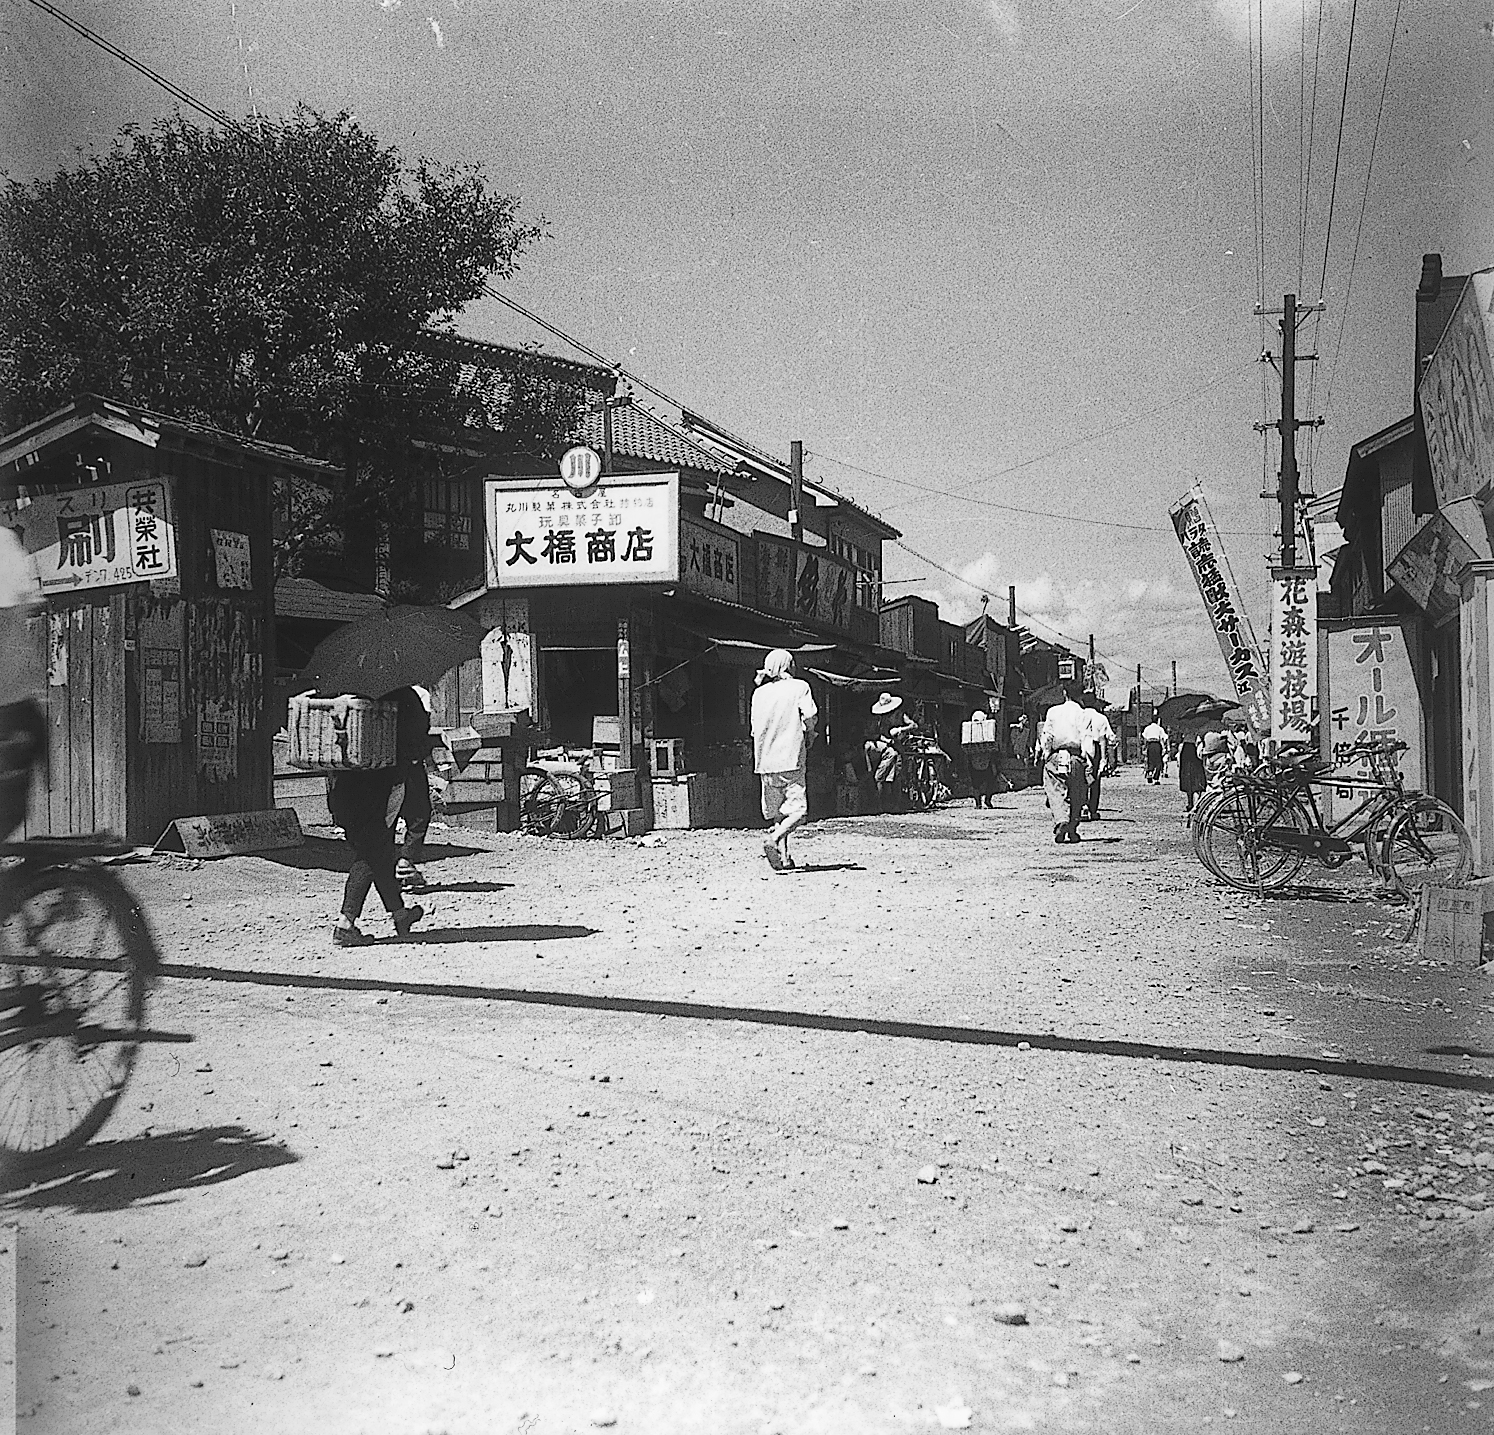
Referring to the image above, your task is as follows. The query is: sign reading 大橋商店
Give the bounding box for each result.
[1270,567,1318,744]
[483,474,679,588]
[1169,487,1269,731]
[3,479,177,595]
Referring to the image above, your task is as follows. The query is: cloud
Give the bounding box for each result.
[905,553,1238,704]
[984,0,1021,44]
[429,16,445,46]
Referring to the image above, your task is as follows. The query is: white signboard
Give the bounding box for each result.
[1270,567,1318,743]
[211,529,252,590]
[5,479,176,595]
[484,474,679,588]
[1323,620,1424,794]
[1419,272,1494,509]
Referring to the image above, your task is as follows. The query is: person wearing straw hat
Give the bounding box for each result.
[863,692,915,812]
[750,648,818,872]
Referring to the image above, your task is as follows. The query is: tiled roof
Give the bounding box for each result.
[577,405,736,476]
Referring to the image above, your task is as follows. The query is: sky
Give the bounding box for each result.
[3,0,1490,703]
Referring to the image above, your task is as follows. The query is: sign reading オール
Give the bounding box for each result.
[1323,619,1423,793]
[1170,487,1269,732]
[484,474,679,588]
[4,479,176,594]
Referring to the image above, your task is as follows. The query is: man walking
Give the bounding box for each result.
[1141,717,1168,783]
[1080,702,1116,822]
[1040,683,1090,844]
[751,648,817,872]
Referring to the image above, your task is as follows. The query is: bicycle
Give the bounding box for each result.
[1192,737,1472,898]
[519,753,600,839]
[0,837,165,1171]
[899,733,952,812]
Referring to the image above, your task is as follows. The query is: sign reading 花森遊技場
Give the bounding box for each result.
[1169,487,1269,732]
[1270,567,1318,745]
[483,474,680,588]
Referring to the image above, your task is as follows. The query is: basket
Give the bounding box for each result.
[286,694,397,772]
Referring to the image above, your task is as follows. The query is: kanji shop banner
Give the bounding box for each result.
[484,474,679,588]
[1170,487,1269,731]
[4,478,177,595]
[1270,566,1318,743]
[1321,619,1424,791]
[1419,272,1494,510]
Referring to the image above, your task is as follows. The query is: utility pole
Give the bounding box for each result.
[1008,586,1016,628]
[1172,659,1178,697]
[1255,293,1326,568]
[1088,634,1095,692]
[789,440,803,544]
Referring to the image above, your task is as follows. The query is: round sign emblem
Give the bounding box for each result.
[559,445,603,494]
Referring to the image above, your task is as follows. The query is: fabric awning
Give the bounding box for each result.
[805,668,901,692]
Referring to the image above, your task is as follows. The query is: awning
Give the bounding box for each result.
[805,668,901,692]
[275,579,384,624]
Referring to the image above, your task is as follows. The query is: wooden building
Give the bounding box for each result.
[0,396,337,842]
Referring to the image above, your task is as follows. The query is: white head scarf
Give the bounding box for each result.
[755,648,794,687]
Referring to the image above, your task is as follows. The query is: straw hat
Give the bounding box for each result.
[871,693,903,715]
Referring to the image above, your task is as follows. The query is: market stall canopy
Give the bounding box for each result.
[294,604,486,698]
[805,668,902,692]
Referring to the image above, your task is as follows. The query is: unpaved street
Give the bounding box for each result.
[11,769,1494,1434]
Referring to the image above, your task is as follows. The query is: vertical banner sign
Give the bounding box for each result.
[1323,620,1424,790]
[1169,488,1269,731]
[1270,567,1317,743]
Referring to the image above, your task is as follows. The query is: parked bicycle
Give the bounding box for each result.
[897,732,953,812]
[0,837,168,1171]
[1191,735,1472,898]
[519,752,601,839]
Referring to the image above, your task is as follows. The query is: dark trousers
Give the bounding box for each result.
[329,769,403,922]
[1144,740,1163,782]
[1086,762,1102,819]
[398,762,432,864]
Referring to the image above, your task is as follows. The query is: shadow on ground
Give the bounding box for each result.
[1,1124,298,1211]
[256,837,482,875]
[149,963,1494,1095]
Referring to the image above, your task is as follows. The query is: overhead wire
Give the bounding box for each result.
[1321,0,1402,421]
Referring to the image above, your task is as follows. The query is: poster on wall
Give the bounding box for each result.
[484,474,679,588]
[211,529,252,590]
[1270,567,1318,744]
[477,595,532,713]
[1170,487,1270,732]
[1322,620,1424,797]
[4,479,177,595]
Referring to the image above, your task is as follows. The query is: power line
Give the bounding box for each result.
[1322,0,1403,420]
[1316,0,1360,306]
[20,0,245,132]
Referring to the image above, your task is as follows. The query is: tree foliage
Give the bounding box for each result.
[0,109,585,575]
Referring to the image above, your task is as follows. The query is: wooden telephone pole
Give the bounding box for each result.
[1255,293,1325,567]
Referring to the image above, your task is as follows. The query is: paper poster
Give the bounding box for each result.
[211,529,252,590]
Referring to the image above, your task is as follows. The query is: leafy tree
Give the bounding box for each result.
[0,108,587,578]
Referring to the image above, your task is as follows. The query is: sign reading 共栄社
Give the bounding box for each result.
[3,478,177,595]
[483,474,679,588]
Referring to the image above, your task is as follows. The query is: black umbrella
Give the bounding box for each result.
[294,604,486,699]
[1156,692,1235,728]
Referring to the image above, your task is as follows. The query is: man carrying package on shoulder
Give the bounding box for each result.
[750,648,817,873]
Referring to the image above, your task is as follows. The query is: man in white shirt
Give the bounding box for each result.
[1080,703,1117,822]
[750,649,818,872]
[1141,719,1168,783]
[1039,685,1090,844]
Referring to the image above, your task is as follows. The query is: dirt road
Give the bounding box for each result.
[11,769,1494,1433]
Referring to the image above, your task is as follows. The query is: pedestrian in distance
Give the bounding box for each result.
[1080,702,1116,822]
[1010,712,1033,781]
[1177,732,1206,819]
[750,648,817,873]
[328,686,428,946]
[863,692,915,812]
[966,708,998,808]
[1040,682,1090,844]
[1141,718,1167,783]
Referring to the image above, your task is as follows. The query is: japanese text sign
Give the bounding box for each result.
[211,529,252,590]
[1419,273,1494,509]
[1170,488,1269,731]
[484,474,679,588]
[680,515,741,604]
[1323,620,1424,790]
[4,478,177,596]
[755,533,866,639]
[1270,567,1318,743]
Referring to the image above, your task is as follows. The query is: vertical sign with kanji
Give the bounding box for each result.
[1270,567,1317,744]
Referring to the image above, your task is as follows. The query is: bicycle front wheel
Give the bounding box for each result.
[0,864,152,1171]
[1196,787,1311,892]
[519,769,598,839]
[1380,797,1474,900]
[905,757,938,812]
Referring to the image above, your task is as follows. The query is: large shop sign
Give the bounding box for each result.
[484,474,679,588]
[679,515,742,604]
[4,478,177,595]
[1419,272,1494,509]
[1320,619,1424,796]
[755,534,863,639]
[1270,567,1318,744]
[1170,487,1269,732]
[1385,497,1489,626]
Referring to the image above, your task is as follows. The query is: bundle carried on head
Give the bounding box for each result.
[755,648,795,687]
